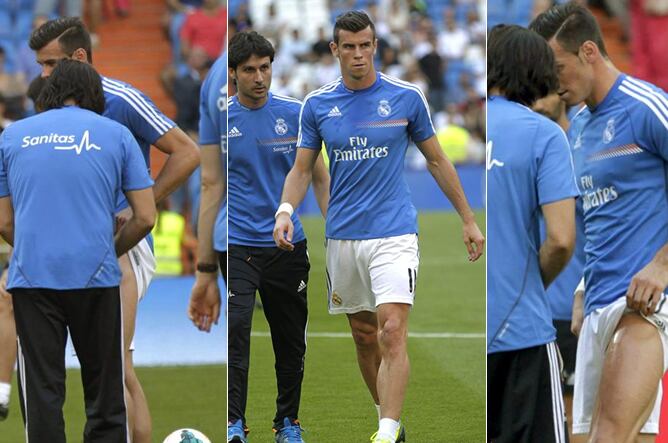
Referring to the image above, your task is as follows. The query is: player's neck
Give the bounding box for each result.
[237,92,268,109]
[586,62,621,109]
[342,69,377,91]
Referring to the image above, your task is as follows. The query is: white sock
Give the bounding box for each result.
[375,404,381,422]
[378,417,400,438]
[0,382,10,406]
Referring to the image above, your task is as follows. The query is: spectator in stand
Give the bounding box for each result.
[312,27,331,59]
[180,0,226,61]
[418,33,446,113]
[234,2,254,32]
[34,0,82,19]
[438,8,470,59]
[173,46,209,135]
[165,0,204,64]
[631,0,668,91]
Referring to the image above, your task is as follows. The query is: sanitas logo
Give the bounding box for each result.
[333,136,389,162]
[22,133,75,148]
[53,130,101,155]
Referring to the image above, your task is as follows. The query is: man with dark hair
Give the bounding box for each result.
[274,10,484,443]
[226,30,329,443]
[20,16,200,443]
[530,3,668,442]
[486,24,578,443]
[0,58,156,443]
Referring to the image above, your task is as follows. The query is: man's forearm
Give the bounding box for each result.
[197,181,225,264]
[115,217,153,257]
[539,238,573,288]
[426,157,476,223]
[280,167,313,210]
[152,149,199,204]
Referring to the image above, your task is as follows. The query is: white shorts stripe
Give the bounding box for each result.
[17,337,28,442]
[547,342,566,443]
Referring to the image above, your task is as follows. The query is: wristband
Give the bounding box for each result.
[275,202,294,219]
[196,262,219,273]
[575,277,585,295]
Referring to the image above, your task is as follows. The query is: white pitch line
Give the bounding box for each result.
[251,331,484,339]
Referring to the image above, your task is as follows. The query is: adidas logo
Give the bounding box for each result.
[228,126,243,137]
[327,106,342,117]
[297,280,307,292]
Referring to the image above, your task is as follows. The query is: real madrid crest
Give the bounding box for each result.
[603,118,615,144]
[275,118,288,135]
[377,99,391,117]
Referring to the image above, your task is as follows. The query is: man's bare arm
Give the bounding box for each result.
[0,197,13,246]
[152,127,201,204]
[540,198,576,287]
[415,135,484,261]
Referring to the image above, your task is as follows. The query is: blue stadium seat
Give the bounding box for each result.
[228,0,247,18]
[15,9,34,44]
[0,38,18,74]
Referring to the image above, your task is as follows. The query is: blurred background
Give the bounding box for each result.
[0,0,226,440]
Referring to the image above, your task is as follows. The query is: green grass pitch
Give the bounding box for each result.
[3,365,226,442]
[245,211,485,442]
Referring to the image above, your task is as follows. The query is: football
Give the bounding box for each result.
[162,428,212,443]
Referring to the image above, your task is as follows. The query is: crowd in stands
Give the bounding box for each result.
[228,0,486,165]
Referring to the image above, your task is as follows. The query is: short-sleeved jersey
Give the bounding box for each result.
[541,203,585,321]
[199,52,227,253]
[0,107,153,290]
[487,96,579,354]
[568,75,668,316]
[297,72,435,240]
[228,92,305,247]
[102,76,175,212]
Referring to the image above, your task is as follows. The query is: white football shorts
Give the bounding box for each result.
[127,237,156,301]
[325,233,419,314]
[573,295,668,434]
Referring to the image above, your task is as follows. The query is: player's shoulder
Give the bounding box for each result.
[270,93,302,112]
[615,75,668,125]
[302,78,343,105]
[378,72,427,100]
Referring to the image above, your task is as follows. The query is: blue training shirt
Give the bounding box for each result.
[569,74,668,316]
[228,92,306,247]
[199,52,227,253]
[0,106,154,290]
[102,76,175,212]
[297,72,435,240]
[487,96,579,354]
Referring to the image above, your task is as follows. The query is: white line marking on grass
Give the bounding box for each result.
[251,331,484,339]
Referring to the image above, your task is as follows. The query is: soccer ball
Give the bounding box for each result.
[162,428,211,443]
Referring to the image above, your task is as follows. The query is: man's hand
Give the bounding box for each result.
[626,259,668,316]
[463,220,485,262]
[571,289,585,336]
[0,268,9,301]
[115,206,133,233]
[188,273,221,332]
[273,213,295,251]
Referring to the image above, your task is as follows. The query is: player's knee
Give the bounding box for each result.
[379,317,406,350]
[351,324,378,348]
[590,416,628,443]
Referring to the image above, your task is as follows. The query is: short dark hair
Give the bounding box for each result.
[333,10,376,44]
[228,31,274,70]
[36,59,104,114]
[487,24,559,106]
[529,1,608,57]
[29,17,93,63]
[27,75,47,103]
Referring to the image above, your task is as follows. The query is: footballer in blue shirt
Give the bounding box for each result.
[273,11,484,443]
[226,32,329,443]
[188,51,227,333]
[532,3,668,441]
[487,25,578,443]
[2,17,199,443]
[0,59,156,443]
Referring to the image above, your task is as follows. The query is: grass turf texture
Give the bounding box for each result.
[3,365,225,442]
[245,211,485,442]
